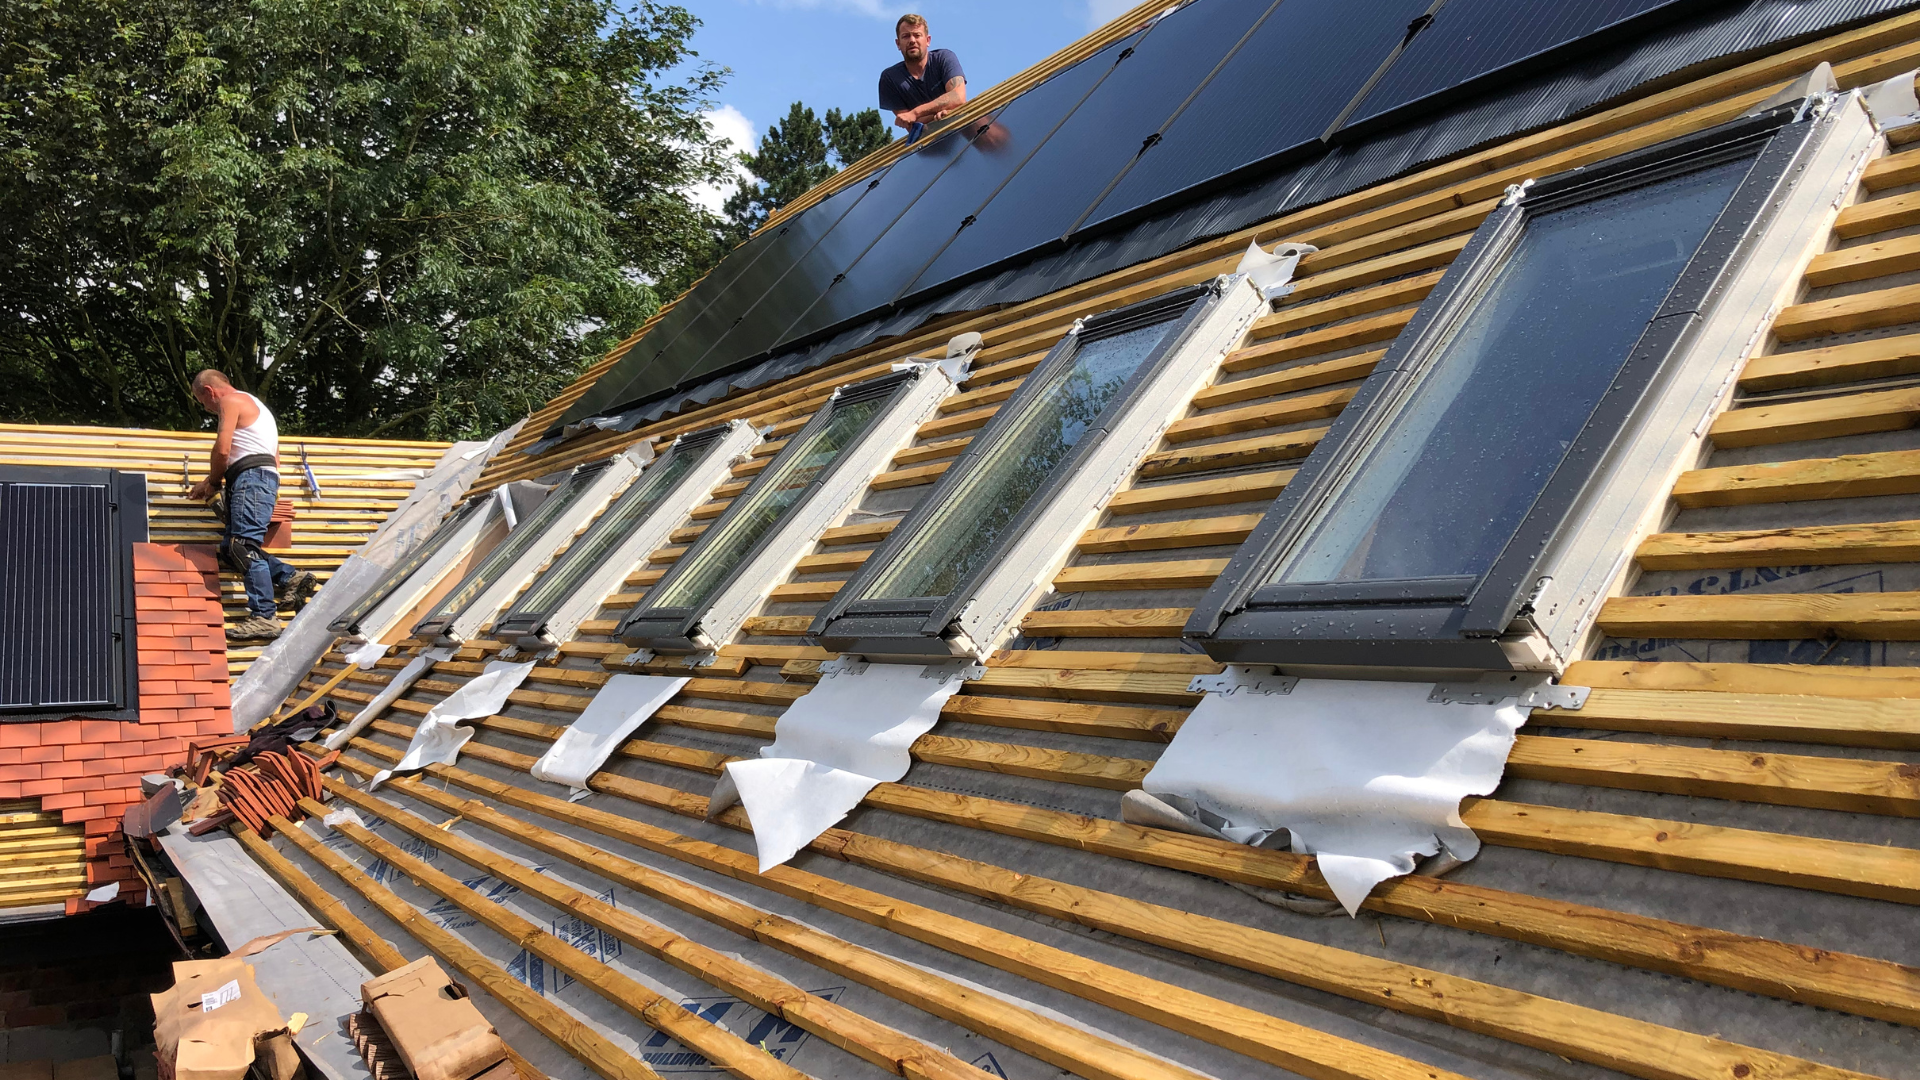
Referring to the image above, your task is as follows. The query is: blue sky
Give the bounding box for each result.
[668,0,1138,207]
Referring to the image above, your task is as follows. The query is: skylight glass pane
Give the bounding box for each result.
[1272,156,1750,587]
[423,467,604,622]
[863,318,1175,600]
[332,500,486,629]
[512,443,708,617]
[650,395,887,612]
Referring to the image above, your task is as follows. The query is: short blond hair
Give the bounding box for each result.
[895,13,927,33]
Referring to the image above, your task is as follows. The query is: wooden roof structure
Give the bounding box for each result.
[0,423,451,679]
[233,6,1920,1079]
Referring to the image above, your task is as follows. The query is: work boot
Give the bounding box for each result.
[276,570,320,611]
[228,615,281,642]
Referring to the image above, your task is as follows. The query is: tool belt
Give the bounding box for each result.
[214,453,278,524]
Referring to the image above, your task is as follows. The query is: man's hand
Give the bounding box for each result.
[188,478,213,502]
[893,107,919,130]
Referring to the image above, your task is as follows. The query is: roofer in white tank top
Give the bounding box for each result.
[187,370,318,641]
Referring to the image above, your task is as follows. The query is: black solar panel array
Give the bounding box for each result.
[0,468,144,720]
[555,0,1889,432]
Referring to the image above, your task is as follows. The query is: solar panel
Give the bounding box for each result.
[818,32,1142,313]
[696,125,975,359]
[1079,0,1430,234]
[904,0,1275,300]
[558,226,790,427]
[1337,0,1698,133]
[603,179,877,413]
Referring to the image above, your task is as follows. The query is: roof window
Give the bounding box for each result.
[492,422,759,648]
[328,496,501,642]
[619,364,957,655]
[812,277,1266,661]
[1186,98,1871,672]
[412,452,646,645]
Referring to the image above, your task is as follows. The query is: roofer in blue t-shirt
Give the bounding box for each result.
[879,14,965,143]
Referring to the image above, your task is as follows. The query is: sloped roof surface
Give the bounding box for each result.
[0,423,450,678]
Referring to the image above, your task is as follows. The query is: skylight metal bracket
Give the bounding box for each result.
[919,660,985,684]
[1188,665,1296,697]
[620,649,655,667]
[1427,674,1587,710]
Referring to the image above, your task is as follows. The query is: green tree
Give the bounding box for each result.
[825,107,892,171]
[723,102,890,238]
[0,0,733,440]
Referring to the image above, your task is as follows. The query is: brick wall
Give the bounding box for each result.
[0,543,231,915]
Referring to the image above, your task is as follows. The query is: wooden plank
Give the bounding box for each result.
[942,694,1187,742]
[1139,428,1326,478]
[894,437,972,465]
[1106,470,1292,515]
[795,549,870,575]
[911,736,1149,790]
[817,826,1877,1080]
[1771,280,1920,341]
[311,805,810,1080]
[1709,386,1920,447]
[1803,232,1920,288]
[270,812,655,1080]
[1598,590,1920,639]
[329,746,1470,1080]
[741,616,814,636]
[818,519,900,546]
[1162,390,1352,443]
[1053,558,1227,592]
[1832,186,1920,238]
[1672,448,1920,506]
[1635,519,1920,569]
[1077,513,1263,553]
[1504,734,1920,816]
[1532,686,1920,749]
[1253,272,1442,340]
[1222,309,1415,373]
[1193,351,1382,410]
[231,826,408,972]
[1562,659,1920,698]
[1019,608,1190,637]
[1739,332,1920,390]
[918,404,999,440]
[319,780,992,1080]
[331,729,1920,1030]
[1461,799,1920,906]
[1862,145,1920,191]
[966,666,1201,707]
[871,461,950,490]
[767,581,844,603]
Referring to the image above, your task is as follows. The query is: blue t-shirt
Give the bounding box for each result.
[878,48,965,114]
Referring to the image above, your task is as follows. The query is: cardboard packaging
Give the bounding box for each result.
[151,958,304,1080]
[360,957,506,1080]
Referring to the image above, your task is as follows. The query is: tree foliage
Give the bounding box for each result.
[0,0,733,439]
[723,101,890,238]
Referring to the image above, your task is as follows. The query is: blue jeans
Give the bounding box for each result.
[225,468,296,617]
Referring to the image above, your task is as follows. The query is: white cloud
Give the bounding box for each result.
[689,104,758,215]
[1086,0,1140,29]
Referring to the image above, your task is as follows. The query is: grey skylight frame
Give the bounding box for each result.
[618,364,954,654]
[492,421,760,649]
[328,496,501,642]
[1187,100,1834,673]
[811,278,1265,660]
[412,452,645,645]
[0,466,147,723]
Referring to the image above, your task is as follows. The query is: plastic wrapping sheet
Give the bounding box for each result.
[340,641,390,669]
[323,648,456,752]
[530,675,689,796]
[721,662,972,872]
[1141,678,1528,915]
[369,660,538,789]
[229,425,519,730]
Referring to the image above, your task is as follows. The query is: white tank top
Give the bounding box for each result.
[230,392,279,472]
